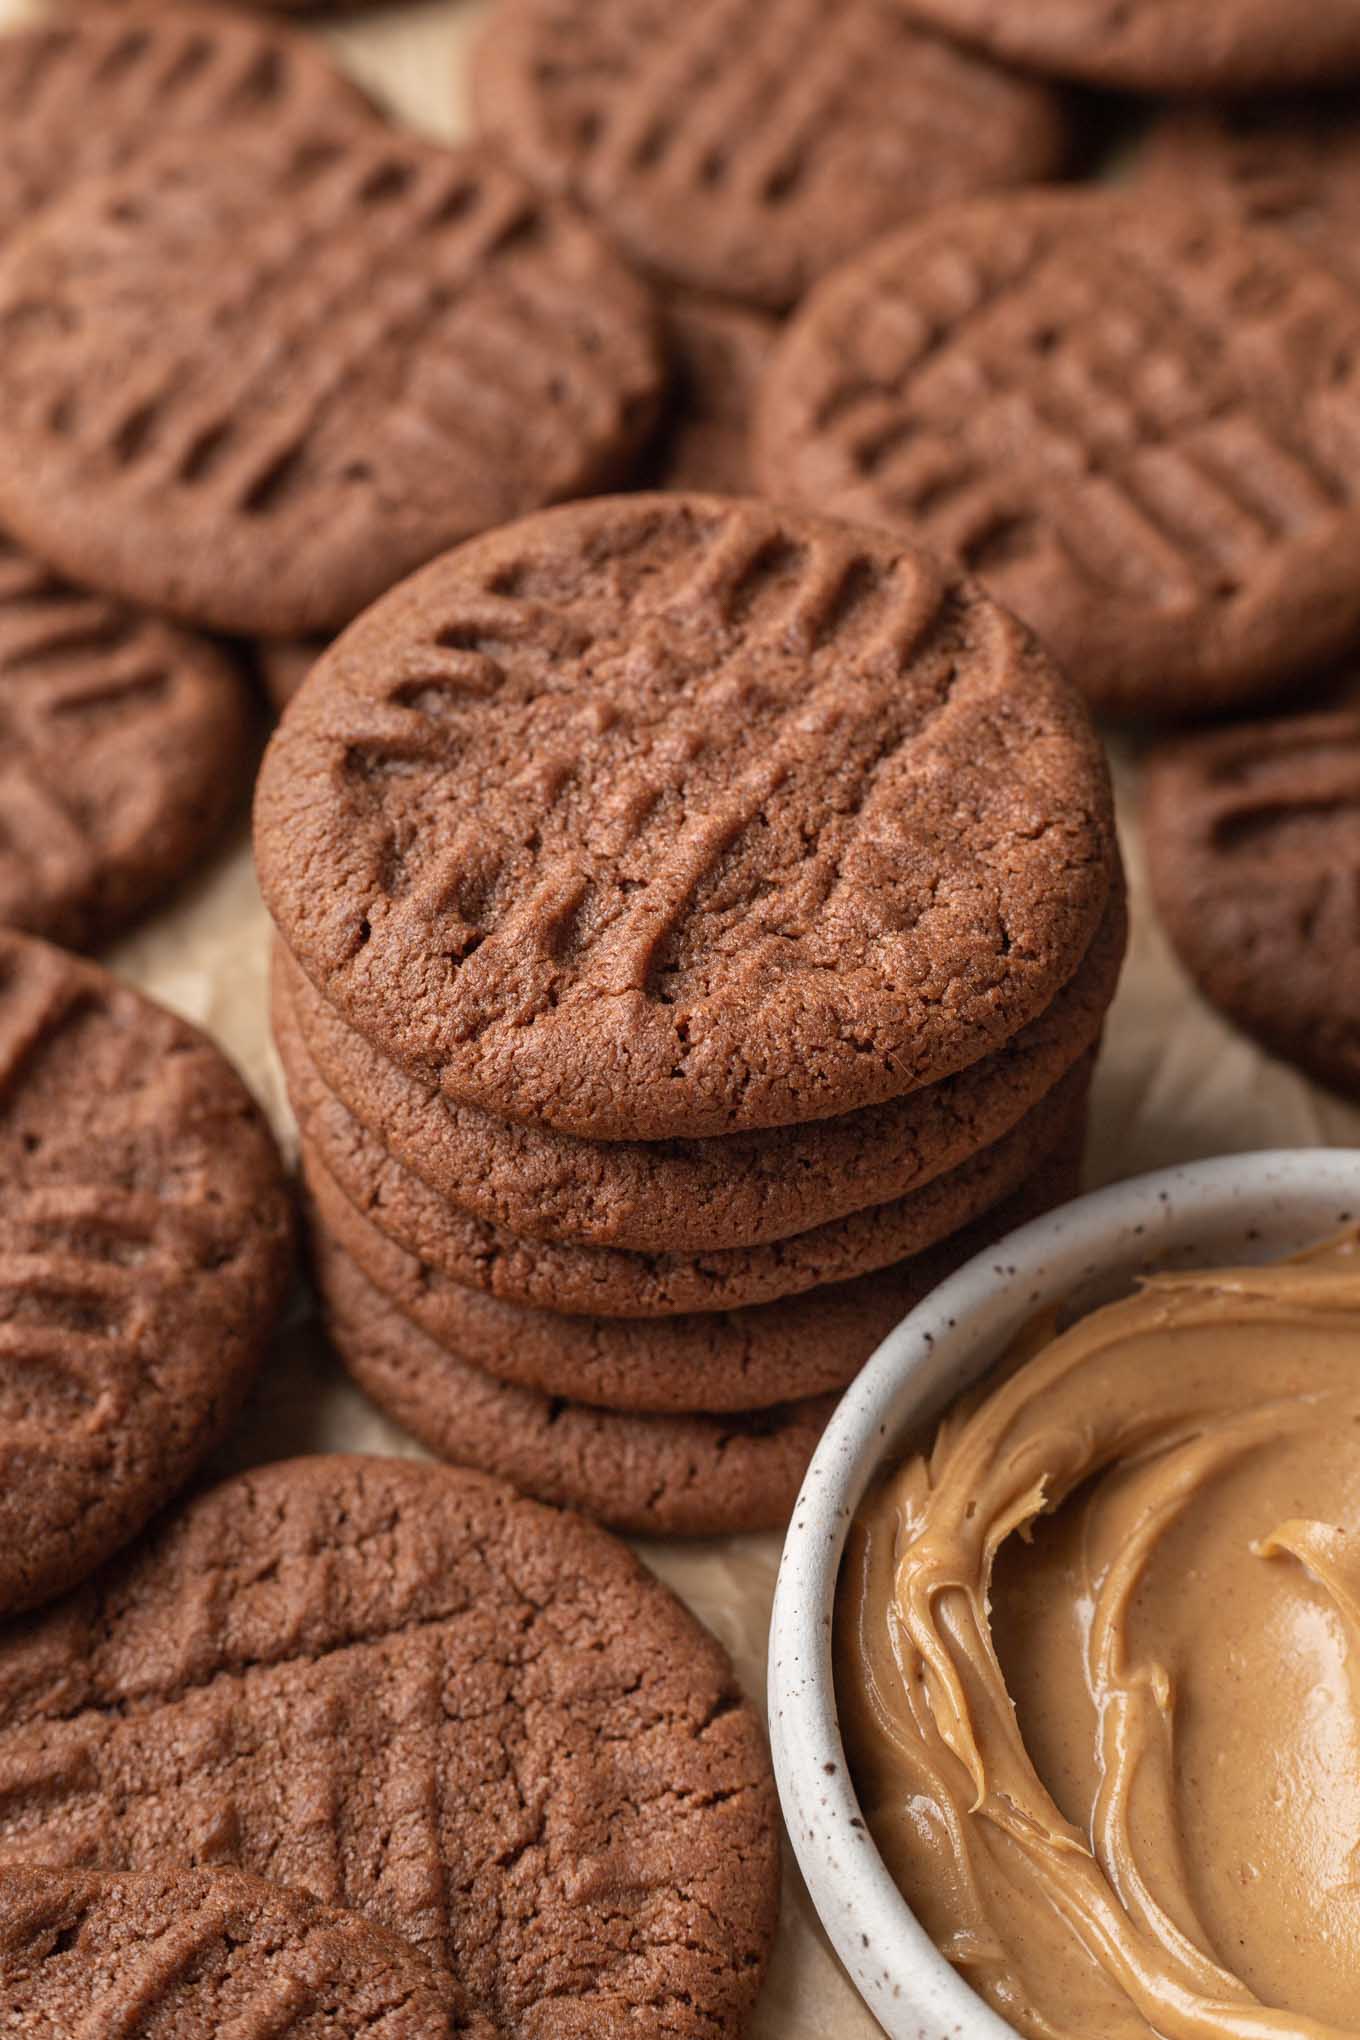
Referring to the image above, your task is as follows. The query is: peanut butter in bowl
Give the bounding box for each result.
[837,1224,1360,2040]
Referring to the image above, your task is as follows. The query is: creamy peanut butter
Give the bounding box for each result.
[837,1226,1360,2040]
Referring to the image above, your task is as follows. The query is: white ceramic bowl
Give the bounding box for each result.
[769,1149,1360,2040]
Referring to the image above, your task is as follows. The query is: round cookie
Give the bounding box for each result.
[0,134,664,638]
[288,1001,1092,1315]
[0,1454,781,2039]
[257,637,324,712]
[0,930,292,1616]
[644,295,780,496]
[472,0,1068,311]
[276,888,1122,1253]
[756,191,1360,720]
[0,528,254,951]
[881,0,1360,93]
[1139,100,1360,294]
[1142,701,1360,1099]
[302,1117,1088,1413]
[317,1238,834,1536]
[255,495,1115,1139]
[0,4,373,250]
[0,1866,482,2039]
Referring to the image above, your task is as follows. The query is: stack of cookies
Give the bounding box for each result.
[257,493,1124,1538]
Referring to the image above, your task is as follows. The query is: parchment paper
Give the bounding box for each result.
[5,0,1359,2025]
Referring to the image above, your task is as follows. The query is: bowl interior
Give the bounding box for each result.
[770,1149,1360,2040]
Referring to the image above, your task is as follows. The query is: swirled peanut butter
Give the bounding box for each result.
[837,1226,1360,2040]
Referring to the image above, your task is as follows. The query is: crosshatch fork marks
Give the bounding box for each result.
[1198,716,1360,868]
[0,934,291,1618]
[1139,103,1360,296]
[0,528,250,950]
[0,6,368,247]
[326,506,959,980]
[0,1457,780,2037]
[255,496,1115,1138]
[757,192,1360,715]
[473,0,1067,307]
[1143,704,1360,1099]
[0,1866,477,2039]
[0,130,664,637]
[326,510,971,1004]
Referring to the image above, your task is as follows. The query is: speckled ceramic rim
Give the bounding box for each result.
[769,1148,1360,2040]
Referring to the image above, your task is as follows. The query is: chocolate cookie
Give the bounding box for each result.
[302,1116,1088,1413]
[0,1454,781,2038]
[0,5,371,250]
[757,192,1360,719]
[1,1866,480,2038]
[0,135,664,638]
[0,528,254,951]
[1140,99,1360,294]
[289,998,1092,1314]
[278,889,1121,1253]
[257,637,324,712]
[317,1238,834,1536]
[1142,703,1360,1098]
[644,295,779,495]
[255,495,1115,1139]
[0,931,292,1616]
[472,0,1067,311]
[885,0,1360,92]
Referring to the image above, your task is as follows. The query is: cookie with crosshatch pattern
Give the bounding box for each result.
[0,130,664,638]
[471,0,1068,310]
[883,0,1360,92]
[0,1866,484,2038]
[1143,691,1360,1099]
[0,529,254,950]
[256,495,1115,1141]
[756,191,1360,718]
[1139,99,1360,295]
[0,931,291,1617]
[0,4,372,251]
[0,1454,781,2038]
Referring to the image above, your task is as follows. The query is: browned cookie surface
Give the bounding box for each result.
[0,1866,480,2037]
[0,4,371,249]
[472,0,1067,310]
[0,530,254,950]
[644,294,779,496]
[0,1455,781,2040]
[0,135,663,638]
[757,192,1360,719]
[1143,701,1360,1099]
[884,0,1360,92]
[1140,99,1360,294]
[318,1241,835,1534]
[256,496,1114,1140]
[300,1113,1089,1413]
[289,992,1092,1314]
[0,932,292,1617]
[275,886,1121,1253]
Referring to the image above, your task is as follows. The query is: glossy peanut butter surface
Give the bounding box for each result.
[838,1228,1360,2040]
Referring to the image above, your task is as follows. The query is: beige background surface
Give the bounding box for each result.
[4,0,1360,2030]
